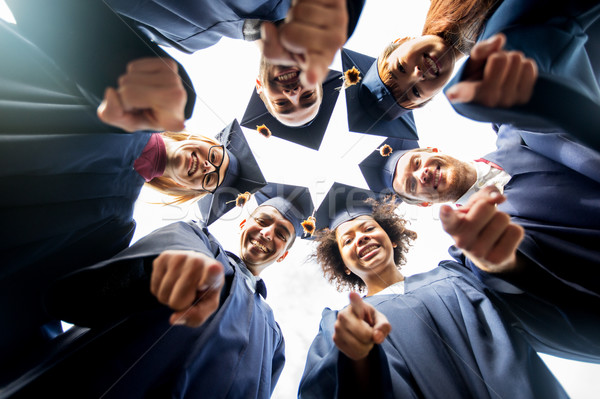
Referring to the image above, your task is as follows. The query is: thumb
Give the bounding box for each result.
[261,22,296,66]
[445,80,481,104]
[439,205,461,235]
[97,88,126,127]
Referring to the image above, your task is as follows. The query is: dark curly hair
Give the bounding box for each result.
[312,197,417,293]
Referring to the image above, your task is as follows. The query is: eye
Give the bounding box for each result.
[277,231,287,242]
[275,100,288,107]
[342,237,352,246]
[203,173,217,188]
[210,151,216,163]
[412,86,421,98]
[414,158,420,169]
[254,217,266,226]
[365,226,375,232]
[397,61,405,73]
[301,91,314,99]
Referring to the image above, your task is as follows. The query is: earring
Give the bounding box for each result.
[345,269,351,275]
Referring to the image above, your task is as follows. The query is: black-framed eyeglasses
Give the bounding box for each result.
[202,145,225,193]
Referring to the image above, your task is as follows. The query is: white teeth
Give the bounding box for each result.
[189,154,198,176]
[424,57,439,75]
[251,239,268,253]
[276,71,298,81]
[359,244,379,258]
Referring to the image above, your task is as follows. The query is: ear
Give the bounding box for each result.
[239,219,247,230]
[276,250,289,263]
[255,77,263,94]
[418,202,432,208]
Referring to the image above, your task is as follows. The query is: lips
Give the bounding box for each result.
[188,152,199,176]
[358,243,380,259]
[275,69,300,84]
[423,54,440,78]
[250,239,269,253]
[433,165,441,189]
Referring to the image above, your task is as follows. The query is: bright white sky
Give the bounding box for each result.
[2,0,598,397]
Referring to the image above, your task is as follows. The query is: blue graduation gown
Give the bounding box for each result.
[0,4,195,379]
[299,260,567,399]
[461,124,600,362]
[446,0,600,152]
[105,0,292,53]
[106,0,365,54]
[23,222,285,398]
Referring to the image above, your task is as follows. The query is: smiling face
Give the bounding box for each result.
[239,206,295,275]
[163,138,229,192]
[256,58,323,127]
[379,35,456,107]
[335,216,396,283]
[393,149,476,203]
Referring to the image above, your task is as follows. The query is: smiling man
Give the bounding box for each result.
[35,183,314,398]
[256,58,323,127]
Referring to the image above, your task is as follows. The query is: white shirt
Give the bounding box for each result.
[374,280,405,296]
[455,160,511,206]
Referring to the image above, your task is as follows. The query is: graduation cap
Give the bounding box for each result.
[359,138,420,195]
[240,70,342,150]
[253,182,315,237]
[196,119,266,226]
[314,182,379,232]
[341,48,419,140]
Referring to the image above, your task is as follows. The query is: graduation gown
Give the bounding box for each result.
[446,0,600,152]
[17,222,285,398]
[299,260,567,399]
[106,0,365,54]
[0,1,195,378]
[461,124,600,362]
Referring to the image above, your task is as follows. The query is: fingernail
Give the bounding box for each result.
[173,318,187,326]
[490,191,500,199]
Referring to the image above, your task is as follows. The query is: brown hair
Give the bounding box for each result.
[146,131,221,205]
[423,0,499,54]
[379,0,499,108]
[313,197,417,293]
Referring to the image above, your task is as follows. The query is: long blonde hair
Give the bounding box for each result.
[146,131,221,204]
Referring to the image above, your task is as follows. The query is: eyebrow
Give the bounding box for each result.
[339,220,368,242]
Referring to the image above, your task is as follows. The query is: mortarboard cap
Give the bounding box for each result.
[314,182,379,232]
[359,138,419,195]
[341,48,419,139]
[196,119,266,226]
[241,70,342,150]
[253,183,315,237]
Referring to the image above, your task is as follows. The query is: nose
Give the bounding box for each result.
[356,233,370,246]
[202,159,215,174]
[413,65,424,81]
[417,168,430,184]
[260,224,275,241]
